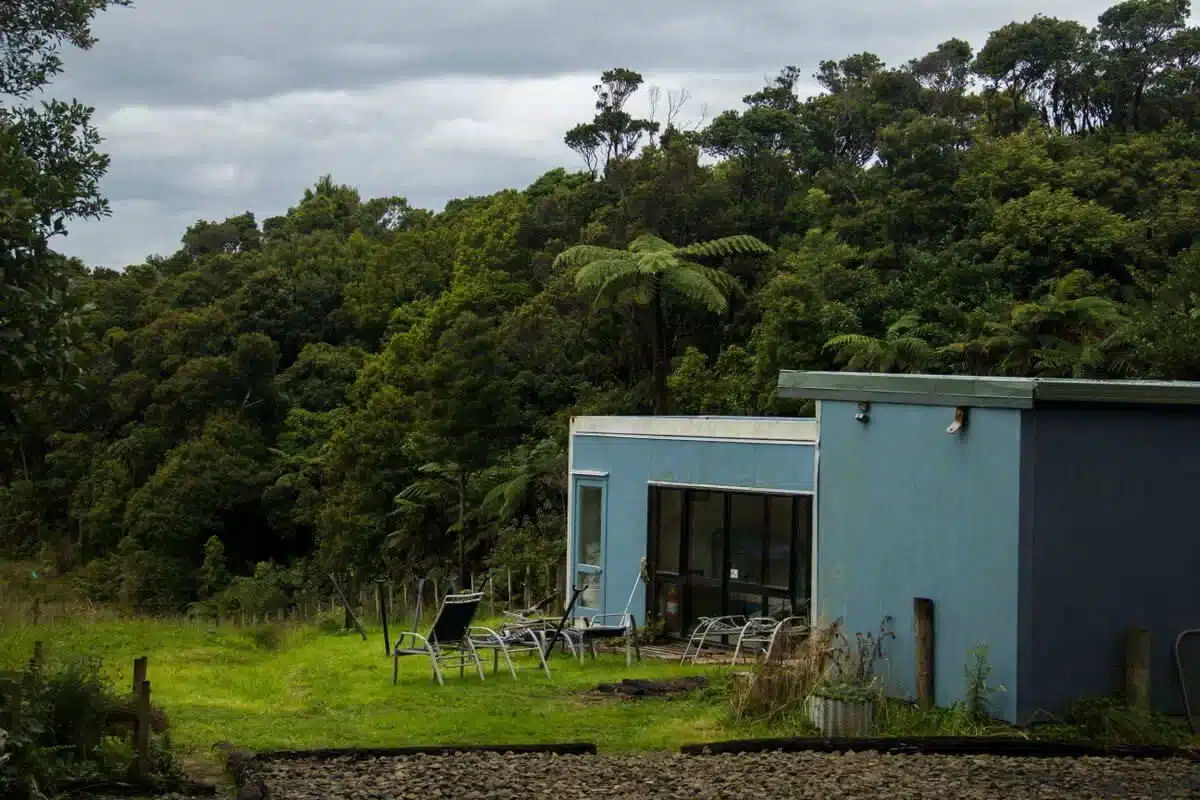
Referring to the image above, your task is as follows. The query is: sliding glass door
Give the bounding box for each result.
[647,486,811,638]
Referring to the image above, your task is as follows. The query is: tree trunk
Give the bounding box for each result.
[652,287,669,414]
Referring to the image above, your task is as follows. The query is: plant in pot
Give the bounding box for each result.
[807,617,894,737]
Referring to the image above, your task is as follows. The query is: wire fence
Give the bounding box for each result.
[0,563,566,629]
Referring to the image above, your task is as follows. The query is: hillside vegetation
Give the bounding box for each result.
[1,1,1198,608]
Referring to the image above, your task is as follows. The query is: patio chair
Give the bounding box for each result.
[468,624,552,679]
[569,566,645,666]
[680,615,753,664]
[505,590,584,660]
[733,615,811,663]
[392,591,486,686]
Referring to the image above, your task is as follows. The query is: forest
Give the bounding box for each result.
[1,0,1197,612]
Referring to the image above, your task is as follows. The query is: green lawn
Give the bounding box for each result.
[0,617,770,756]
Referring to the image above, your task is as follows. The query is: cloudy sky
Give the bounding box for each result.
[48,0,1127,268]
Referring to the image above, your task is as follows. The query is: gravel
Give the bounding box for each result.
[248,750,1200,799]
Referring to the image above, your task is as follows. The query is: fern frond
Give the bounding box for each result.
[629,234,675,253]
[575,258,639,292]
[823,334,877,352]
[634,250,678,276]
[553,244,627,269]
[677,234,772,259]
[660,268,729,313]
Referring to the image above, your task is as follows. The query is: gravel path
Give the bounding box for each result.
[249,751,1200,799]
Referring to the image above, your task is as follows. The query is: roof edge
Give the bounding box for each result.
[777,371,1200,409]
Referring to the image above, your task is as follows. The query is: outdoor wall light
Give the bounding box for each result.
[946,406,969,434]
[855,401,871,424]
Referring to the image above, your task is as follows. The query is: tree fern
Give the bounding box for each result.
[555,230,770,412]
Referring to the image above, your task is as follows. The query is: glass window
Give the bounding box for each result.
[577,572,601,608]
[766,495,794,589]
[729,493,765,583]
[795,495,813,601]
[656,489,683,573]
[687,491,725,578]
[729,591,765,619]
[577,484,603,566]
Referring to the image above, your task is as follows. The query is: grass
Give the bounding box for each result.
[0,616,770,759]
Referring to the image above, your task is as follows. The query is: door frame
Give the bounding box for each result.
[571,475,608,615]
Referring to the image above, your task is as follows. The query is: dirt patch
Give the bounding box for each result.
[587,676,710,699]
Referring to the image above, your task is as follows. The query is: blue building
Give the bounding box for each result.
[566,372,1200,723]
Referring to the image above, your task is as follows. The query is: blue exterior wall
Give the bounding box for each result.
[1019,406,1200,717]
[816,401,1024,722]
[569,432,815,623]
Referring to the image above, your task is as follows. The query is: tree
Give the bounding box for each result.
[555,233,771,412]
[1,0,129,417]
[564,68,660,177]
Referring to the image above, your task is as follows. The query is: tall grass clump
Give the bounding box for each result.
[729,620,841,725]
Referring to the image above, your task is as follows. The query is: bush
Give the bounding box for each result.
[1047,696,1191,747]
[0,652,182,799]
[248,623,285,651]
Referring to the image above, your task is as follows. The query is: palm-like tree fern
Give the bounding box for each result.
[555,233,772,412]
[824,313,940,373]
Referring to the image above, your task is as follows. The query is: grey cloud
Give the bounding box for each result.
[56,1,1121,107]
[41,0,1135,267]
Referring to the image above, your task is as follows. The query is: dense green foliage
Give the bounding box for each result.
[2,1,1198,608]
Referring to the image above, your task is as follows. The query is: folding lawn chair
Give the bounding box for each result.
[392,591,486,686]
[468,624,552,679]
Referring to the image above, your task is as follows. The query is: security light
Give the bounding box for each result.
[946,406,968,434]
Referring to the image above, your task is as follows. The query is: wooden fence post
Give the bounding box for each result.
[506,568,512,608]
[914,598,935,711]
[3,680,21,736]
[134,680,151,782]
[523,566,531,610]
[1125,627,1151,712]
[132,656,148,699]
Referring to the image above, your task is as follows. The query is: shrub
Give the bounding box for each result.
[248,623,285,651]
[1049,696,1190,747]
[0,652,182,798]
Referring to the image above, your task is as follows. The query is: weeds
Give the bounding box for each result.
[1037,696,1191,747]
[961,644,1005,722]
[729,620,839,724]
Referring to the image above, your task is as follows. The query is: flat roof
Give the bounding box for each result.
[777,371,1200,409]
[571,415,817,442]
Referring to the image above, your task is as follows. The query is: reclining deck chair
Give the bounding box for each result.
[392,591,486,686]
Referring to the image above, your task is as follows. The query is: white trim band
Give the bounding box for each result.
[571,415,817,442]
